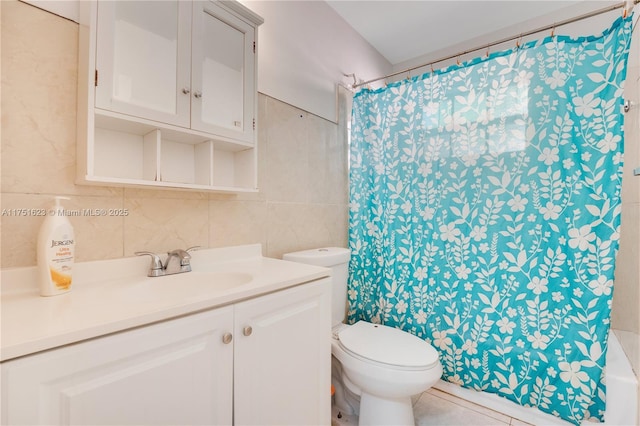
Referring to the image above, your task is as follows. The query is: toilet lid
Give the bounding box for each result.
[337,321,440,368]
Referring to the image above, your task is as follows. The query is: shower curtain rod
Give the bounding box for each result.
[352,0,638,89]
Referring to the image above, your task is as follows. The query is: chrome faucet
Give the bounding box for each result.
[135,246,200,277]
[165,249,192,274]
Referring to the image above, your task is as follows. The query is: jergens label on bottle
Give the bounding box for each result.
[48,236,74,290]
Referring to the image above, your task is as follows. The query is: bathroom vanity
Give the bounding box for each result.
[0,245,331,425]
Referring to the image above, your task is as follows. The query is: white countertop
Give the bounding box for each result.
[1,245,330,361]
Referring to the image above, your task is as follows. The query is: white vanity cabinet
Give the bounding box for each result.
[77,0,263,192]
[234,280,331,425]
[1,280,331,426]
[1,306,235,425]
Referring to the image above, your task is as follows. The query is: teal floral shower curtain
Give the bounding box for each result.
[348,16,633,425]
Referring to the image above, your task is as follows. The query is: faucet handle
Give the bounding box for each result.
[186,246,201,253]
[135,251,164,277]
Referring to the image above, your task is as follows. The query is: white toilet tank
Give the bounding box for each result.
[283,247,350,327]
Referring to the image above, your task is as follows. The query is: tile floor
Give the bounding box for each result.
[331,387,534,426]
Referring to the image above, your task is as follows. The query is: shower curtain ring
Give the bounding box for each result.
[343,73,357,89]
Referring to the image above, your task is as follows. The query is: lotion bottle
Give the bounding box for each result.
[37,196,75,296]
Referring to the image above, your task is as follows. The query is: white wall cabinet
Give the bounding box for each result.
[77,0,263,192]
[1,280,331,425]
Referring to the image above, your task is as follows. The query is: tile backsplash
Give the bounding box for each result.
[0,0,348,270]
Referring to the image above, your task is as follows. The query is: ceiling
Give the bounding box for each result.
[326,1,621,67]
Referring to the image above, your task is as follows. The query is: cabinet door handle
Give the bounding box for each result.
[222,332,233,344]
[243,326,252,336]
[181,88,190,95]
[194,91,202,99]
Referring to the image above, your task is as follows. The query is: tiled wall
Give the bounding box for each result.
[612,51,640,334]
[611,59,640,408]
[0,0,348,271]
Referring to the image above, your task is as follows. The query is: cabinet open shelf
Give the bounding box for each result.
[89,114,257,191]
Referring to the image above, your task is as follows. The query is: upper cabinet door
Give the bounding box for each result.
[191,2,255,144]
[95,1,192,127]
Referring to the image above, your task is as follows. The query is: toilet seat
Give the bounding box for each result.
[336,321,440,370]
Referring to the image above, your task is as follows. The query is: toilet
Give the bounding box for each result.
[283,248,443,426]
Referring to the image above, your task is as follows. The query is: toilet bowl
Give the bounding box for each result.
[332,321,442,425]
[283,248,443,425]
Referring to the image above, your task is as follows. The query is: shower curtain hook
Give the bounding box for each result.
[456,56,461,66]
[486,45,490,58]
[343,73,357,89]
[624,0,634,16]
[551,24,556,38]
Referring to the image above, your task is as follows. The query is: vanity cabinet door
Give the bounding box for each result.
[191,1,256,143]
[0,307,234,426]
[94,0,192,127]
[233,279,332,426]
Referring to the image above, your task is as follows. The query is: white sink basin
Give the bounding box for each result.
[125,271,254,300]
